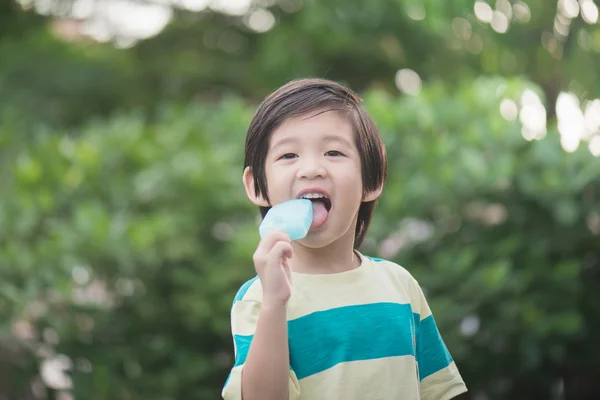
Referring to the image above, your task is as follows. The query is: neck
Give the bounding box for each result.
[289,228,360,274]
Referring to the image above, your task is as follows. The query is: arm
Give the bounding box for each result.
[221,297,300,400]
[241,301,289,400]
[241,230,294,400]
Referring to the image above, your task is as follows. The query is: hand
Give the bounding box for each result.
[252,230,293,306]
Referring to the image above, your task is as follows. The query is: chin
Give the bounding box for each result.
[299,226,352,249]
[297,235,333,249]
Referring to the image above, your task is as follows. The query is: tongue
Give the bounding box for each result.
[311,200,329,228]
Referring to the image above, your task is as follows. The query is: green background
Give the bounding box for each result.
[1,1,599,399]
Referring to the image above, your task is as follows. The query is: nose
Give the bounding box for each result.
[297,156,327,180]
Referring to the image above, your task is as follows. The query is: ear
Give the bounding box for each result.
[362,184,383,202]
[243,166,270,207]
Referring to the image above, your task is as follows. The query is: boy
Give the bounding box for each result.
[222,78,467,400]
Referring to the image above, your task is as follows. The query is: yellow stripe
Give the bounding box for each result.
[299,356,420,400]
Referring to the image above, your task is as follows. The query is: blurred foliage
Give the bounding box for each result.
[2,78,600,399]
[3,0,599,128]
[0,99,256,399]
[2,0,600,399]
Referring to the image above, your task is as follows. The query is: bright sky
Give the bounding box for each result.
[20,0,268,44]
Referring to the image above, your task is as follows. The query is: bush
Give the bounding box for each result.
[1,77,598,399]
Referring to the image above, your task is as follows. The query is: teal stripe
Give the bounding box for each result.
[232,276,259,306]
[232,334,253,367]
[288,302,415,379]
[366,256,385,262]
[223,334,253,391]
[224,278,258,391]
[412,312,420,350]
[416,314,453,380]
[223,371,231,390]
[231,333,296,371]
[226,303,453,385]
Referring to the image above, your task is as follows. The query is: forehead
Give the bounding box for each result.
[269,110,355,147]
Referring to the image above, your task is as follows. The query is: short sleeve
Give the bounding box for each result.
[221,299,301,400]
[411,280,467,400]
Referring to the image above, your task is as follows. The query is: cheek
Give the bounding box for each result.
[339,169,364,200]
[264,167,291,200]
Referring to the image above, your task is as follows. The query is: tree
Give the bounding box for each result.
[2,76,599,399]
[2,1,600,399]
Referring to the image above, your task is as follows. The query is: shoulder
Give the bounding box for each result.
[362,254,419,286]
[231,275,263,306]
[229,276,264,334]
[362,254,427,309]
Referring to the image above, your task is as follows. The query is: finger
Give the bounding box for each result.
[281,257,293,283]
[253,231,292,270]
[269,241,293,266]
[256,230,291,253]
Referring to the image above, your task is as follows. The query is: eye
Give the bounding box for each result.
[279,153,297,160]
[325,150,344,157]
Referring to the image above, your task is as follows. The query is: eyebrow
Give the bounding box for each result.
[270,137,297,151]
[322,135,353,147]
[270,135,352,150]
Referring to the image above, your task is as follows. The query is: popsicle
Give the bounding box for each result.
[259,199,313,240]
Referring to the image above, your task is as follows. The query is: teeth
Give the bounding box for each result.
[300,193,327,199]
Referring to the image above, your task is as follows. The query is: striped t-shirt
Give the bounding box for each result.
[222,253,467,400]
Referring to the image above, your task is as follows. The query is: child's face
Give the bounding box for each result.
[247,110,380,248]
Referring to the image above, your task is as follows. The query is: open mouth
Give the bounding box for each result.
[299,193,332,212]
[299,193,331,228]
